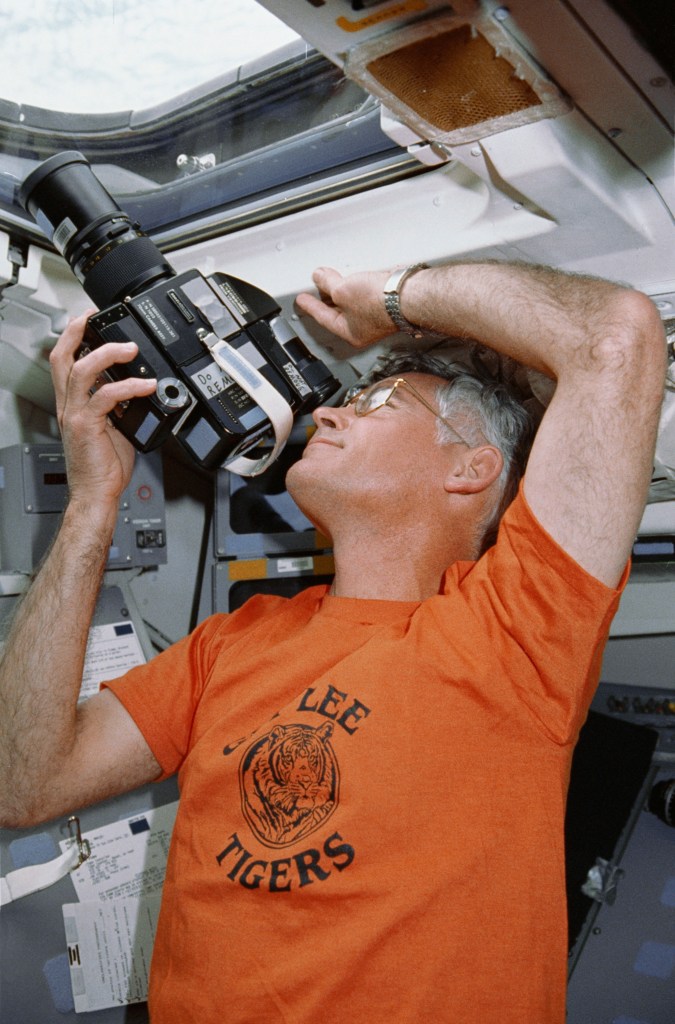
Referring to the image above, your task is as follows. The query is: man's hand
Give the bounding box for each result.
[50,312,157,507]
[295,267,393,348]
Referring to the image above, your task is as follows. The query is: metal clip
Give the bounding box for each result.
[581,857,623,905]
[67,816,91,867]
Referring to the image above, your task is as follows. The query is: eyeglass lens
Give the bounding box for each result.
[354,382,393,414]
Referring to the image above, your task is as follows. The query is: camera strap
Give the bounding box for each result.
[206,338,294,477]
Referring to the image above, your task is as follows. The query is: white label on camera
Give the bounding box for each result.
[53,217,77,254]
[283,361,311,397]
[210,278,251,320]
[191,361,235,400]
[136,298,179,342]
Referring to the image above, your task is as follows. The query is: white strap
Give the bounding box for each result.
[1,841,81,906]
[207,339,293,477]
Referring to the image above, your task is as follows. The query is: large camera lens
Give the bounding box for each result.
[19,151,173,309]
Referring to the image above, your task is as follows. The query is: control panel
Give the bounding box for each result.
[591,681,675,757]
[0,444,167,571]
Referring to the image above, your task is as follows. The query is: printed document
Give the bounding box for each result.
[60,801,178,1011]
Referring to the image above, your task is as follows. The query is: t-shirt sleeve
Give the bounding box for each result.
[102,614,228,779]
[101,591,304,780]
[442,483,629,743]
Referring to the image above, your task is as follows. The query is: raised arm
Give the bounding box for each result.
[296,262,667,586]
[0,314,161,828]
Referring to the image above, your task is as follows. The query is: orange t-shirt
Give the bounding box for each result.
[106,488,625,1023]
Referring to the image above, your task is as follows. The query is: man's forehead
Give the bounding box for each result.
[374,372,445,394]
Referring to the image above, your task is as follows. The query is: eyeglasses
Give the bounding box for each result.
[343,377,471,447]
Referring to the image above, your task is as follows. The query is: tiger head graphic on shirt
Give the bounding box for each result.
[239,722,340,847]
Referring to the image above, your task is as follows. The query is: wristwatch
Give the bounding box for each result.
[383,263,429,339]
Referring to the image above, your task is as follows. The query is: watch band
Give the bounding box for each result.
[383,263,430,339]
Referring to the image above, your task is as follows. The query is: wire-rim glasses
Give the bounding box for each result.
[344,377,471,447]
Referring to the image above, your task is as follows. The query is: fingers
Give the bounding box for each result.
[47,315,159,504]
[296,266,391,349]
[49,310,96,410]
[50,313,157,434]
[69,342,155,403]
[82,372,158,421]
[296,268,343,326]
[311,266,344,302]
[55,340,156,503]
[295,267,345,314]
[63,349,157,443]
[296,266,358,340]
[295,291,346,335]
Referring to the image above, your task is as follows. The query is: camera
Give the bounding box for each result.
[19,151,340,475]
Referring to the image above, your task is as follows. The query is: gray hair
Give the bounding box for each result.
[358,348,537,552]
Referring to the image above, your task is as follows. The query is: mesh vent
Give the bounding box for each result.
[366,25,541,133]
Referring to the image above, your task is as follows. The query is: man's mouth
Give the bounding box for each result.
[306,435,342,451]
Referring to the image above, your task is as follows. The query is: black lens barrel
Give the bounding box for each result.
[20,152,123,237]
[19,151,173,308]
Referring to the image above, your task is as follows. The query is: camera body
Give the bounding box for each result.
[81,266,336,471]
[19,152,340,473]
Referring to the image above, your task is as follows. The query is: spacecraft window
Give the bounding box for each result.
[0,1,408,250]
[0,0,299,112]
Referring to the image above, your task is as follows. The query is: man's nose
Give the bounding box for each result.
[311,403,353,429]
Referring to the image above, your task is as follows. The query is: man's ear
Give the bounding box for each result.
[444,445,503,495]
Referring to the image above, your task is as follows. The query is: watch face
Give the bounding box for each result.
[385,263,427,291]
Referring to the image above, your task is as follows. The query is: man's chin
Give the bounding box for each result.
[285,462,332,539]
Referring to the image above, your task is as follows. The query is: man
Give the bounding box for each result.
[0,259,666,1022]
